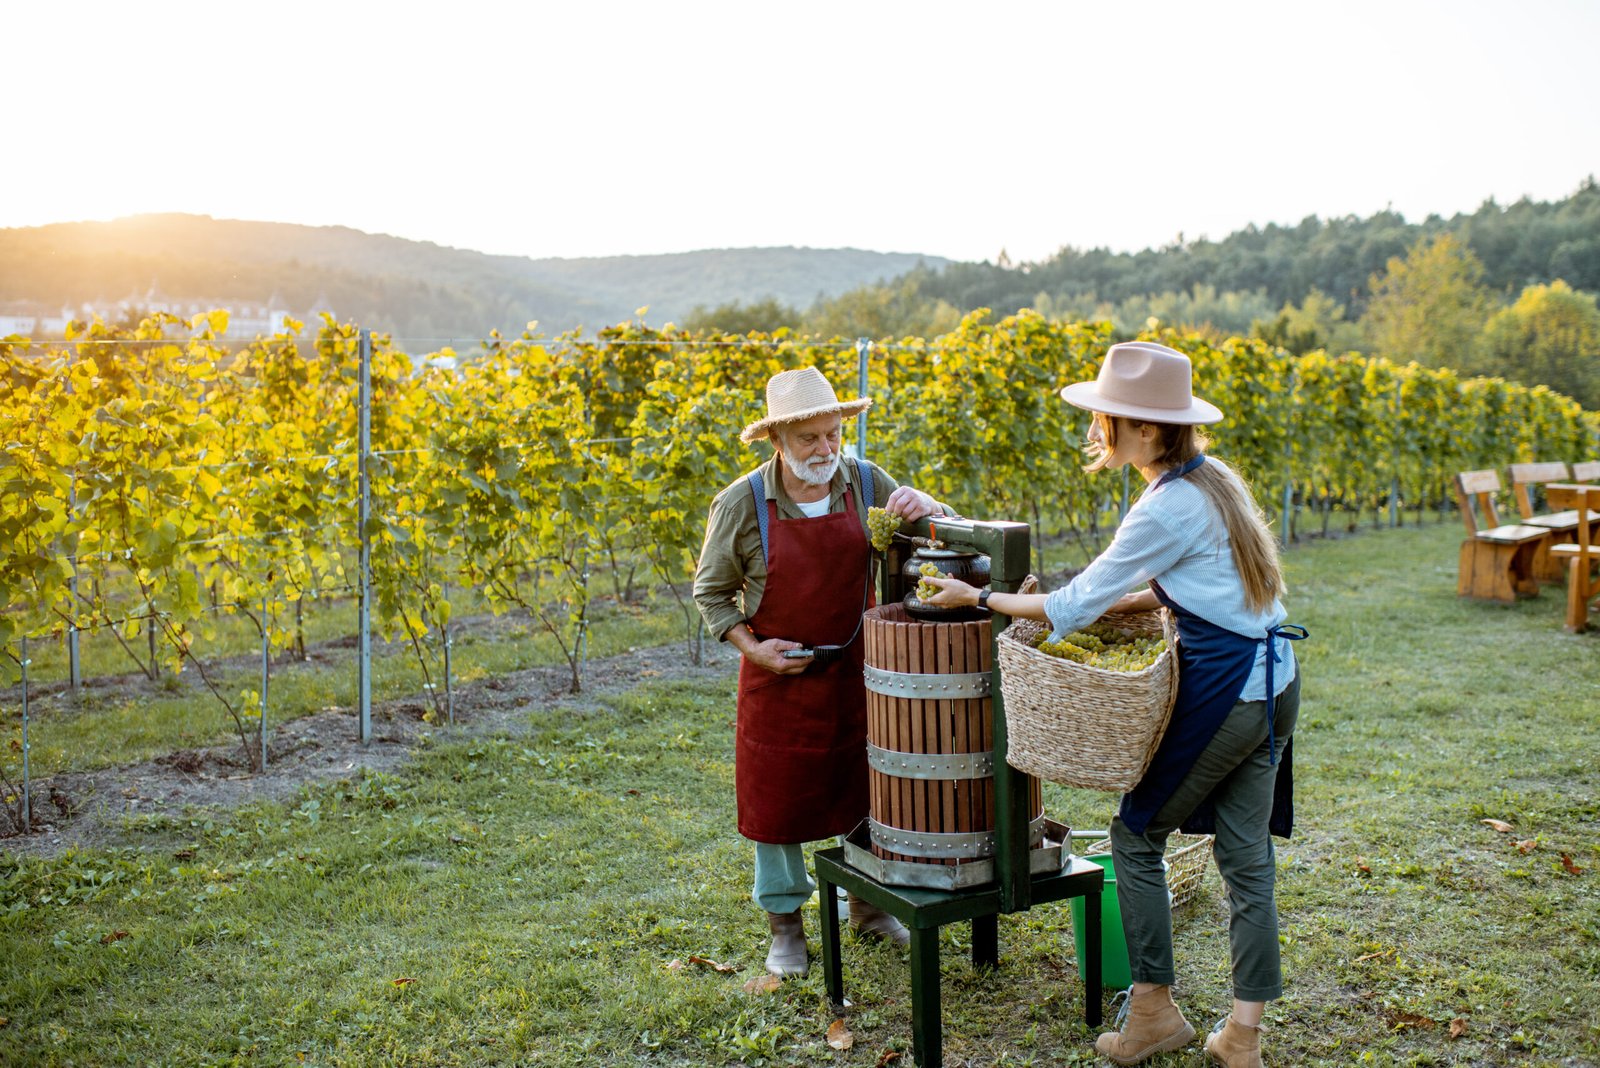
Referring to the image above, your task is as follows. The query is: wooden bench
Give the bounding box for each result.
[1549,487,1599,632]
[1508,461,1595,581]
[1455,469,1546,602]
[1547,460,1600,512]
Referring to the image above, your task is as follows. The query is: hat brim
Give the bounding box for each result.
[1059,381,1224,425]
[739,397,873,444]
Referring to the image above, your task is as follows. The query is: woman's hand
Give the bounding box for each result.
[919,575,980,608]
[884,486,943,523]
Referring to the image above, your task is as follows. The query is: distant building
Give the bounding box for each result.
[0,281,334,339]
[0,300,75,337]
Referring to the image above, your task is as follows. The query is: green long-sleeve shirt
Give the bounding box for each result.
[693,453,900,642]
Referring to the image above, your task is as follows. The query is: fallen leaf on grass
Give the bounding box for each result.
[0,1016,8,1028]
[172,849,195,861]
[1353,949,1394,963]
[1560,853,1585,875]
[1514,839,1538,855]
[639,669,660,677]
[100,930,129,945]
[665,959,685,971]
[1385,1011,1436,1031]
[874,1052,901,1067]
[826,1019,854,1050]
[742,974,782,995]
[1449,1018,1468,1039]
[391,977,418,987]
[1355,857,1371,875]
[687,955,738,973]
[1480,819,1514,833]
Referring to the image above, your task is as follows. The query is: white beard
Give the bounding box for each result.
[782,444,840,486]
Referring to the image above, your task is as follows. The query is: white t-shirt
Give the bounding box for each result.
[794,497,831,519]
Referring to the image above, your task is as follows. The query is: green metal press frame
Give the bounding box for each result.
[813,516,1105,1068]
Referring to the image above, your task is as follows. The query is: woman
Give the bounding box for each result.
[924,341,1303,1068]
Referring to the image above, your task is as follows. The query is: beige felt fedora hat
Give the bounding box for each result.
[739,367,873,444]
[1059,342,1223,425]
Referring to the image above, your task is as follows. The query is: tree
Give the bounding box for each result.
[682,298,800,335]
[1479,280,1600,407]
[1362,234,1496,370]
[1251,287,1364,355]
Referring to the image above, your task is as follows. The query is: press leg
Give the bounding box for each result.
[1085,886,1103,1027]
[971,913,998,968]
[819,875,844,1007]
[909,925,941,1068]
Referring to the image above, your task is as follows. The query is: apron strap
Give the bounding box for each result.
[747,471,771,566]
[1262,624,1309,763]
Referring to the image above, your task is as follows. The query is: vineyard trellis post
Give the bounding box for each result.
[259,585,269,771]
[1281,360,1296,550]
[19,635,31,832]
[66,373,82,696]
[855,338,871,460]
[357,328,373,744]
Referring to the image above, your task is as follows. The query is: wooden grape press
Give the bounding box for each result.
[814,516,1105,1067]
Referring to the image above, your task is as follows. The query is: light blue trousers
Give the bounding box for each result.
[750,840,816,914]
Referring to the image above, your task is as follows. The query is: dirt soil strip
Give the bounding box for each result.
[3,642,739,859]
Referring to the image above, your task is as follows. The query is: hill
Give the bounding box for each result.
[0,215,949,339]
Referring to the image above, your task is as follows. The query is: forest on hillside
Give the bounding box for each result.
[689,179,1600,406]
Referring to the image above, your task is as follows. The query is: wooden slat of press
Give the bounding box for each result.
[947,620,972,844]
[865,613,881,853]
[881,620,901,861]
[920,617,937,860]
[903,619,921,863]
[973,620,990,838]
[933,619,955,863]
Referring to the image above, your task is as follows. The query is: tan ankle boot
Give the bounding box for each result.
[1093,985,1196,1065]
[1204,1015,1264,1067]
[765,910,808,977]
[847,895,910,947]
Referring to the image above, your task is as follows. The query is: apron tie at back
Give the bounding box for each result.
[1262,624,1309,764]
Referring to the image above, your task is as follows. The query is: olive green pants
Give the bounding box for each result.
[1109,671,1300,1002]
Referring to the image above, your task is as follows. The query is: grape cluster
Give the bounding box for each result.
[1031,621,1166,672]
[867,506,902,551]
[914,561,949,601]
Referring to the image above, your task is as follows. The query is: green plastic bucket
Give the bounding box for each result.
[1071,853,1132,990]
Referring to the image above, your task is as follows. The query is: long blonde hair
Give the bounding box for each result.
[1088,413,1285,613]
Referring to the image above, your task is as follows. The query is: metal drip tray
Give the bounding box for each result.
[840,817,1071,891]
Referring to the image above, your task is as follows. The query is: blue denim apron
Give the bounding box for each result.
[1117,456,1307,838]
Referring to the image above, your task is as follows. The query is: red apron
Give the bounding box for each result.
[735,494,872,844]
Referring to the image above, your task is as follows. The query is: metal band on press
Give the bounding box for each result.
[867,742,994,780]
[867,815,1047,860]
[863,664,991,699]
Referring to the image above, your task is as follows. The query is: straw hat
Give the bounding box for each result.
[1059,342,1223,425]
[739,367,873,444]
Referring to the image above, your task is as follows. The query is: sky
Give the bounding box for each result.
[8,0,1599,265]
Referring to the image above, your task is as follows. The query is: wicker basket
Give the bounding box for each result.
[997,609,1179,792]
[1084,833,1214,911]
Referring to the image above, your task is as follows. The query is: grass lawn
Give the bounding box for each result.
[1,519,1597,1066]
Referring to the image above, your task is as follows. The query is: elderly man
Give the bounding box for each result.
[694,366,948,978]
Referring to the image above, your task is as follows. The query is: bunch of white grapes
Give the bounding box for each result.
[1031,621,1165,672]
[915,561,949,601]
[867,506,902,551]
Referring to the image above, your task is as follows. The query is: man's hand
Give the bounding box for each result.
[884,486,943,523]
[746,637,812,675]
[727,623,811,675]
